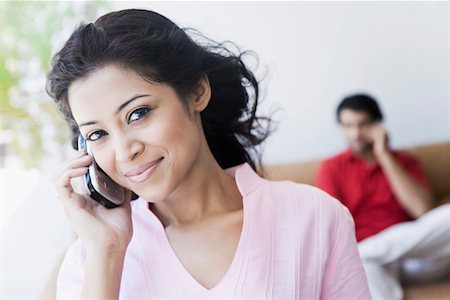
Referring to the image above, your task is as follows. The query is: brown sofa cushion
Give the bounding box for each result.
[406,142,450,205]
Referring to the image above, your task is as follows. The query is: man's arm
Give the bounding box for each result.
[371,124,432,217]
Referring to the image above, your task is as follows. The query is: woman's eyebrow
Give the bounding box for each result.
[115,94,152,115]
[79,94,152,127]
[79,121,97,128]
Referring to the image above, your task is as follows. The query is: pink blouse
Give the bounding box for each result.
[57,163,370,299]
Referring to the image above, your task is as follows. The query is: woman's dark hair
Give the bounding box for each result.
[47,9,271,171]
[336,94,383,123]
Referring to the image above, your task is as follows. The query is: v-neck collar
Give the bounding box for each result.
[133,163,262,293]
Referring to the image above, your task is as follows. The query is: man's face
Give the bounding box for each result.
[338,109,375,154]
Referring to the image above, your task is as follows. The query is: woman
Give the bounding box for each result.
[48,9,370,299]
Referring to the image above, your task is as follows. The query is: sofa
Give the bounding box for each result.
[264,141,450,299]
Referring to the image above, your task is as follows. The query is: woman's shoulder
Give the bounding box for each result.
[254,179,357,258]
[263,177,343,205]
[235,163,348,218]
[259,178,353,226]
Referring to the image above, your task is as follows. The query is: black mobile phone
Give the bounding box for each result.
[78,135,132,208]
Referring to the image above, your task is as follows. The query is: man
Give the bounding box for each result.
[316,94,450,300]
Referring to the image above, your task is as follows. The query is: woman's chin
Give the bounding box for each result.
[135,189,168,204]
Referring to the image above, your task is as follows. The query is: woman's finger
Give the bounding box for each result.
[53,154,92,188]
[55,167,89,200]
[54,153,91,180]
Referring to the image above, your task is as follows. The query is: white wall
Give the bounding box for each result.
[110,2,449,164]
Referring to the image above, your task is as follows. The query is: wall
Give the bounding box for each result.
[112,1,450,164]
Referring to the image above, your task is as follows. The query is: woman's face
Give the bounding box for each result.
[68,65,209,202]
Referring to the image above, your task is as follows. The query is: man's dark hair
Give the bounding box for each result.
[336,94,383,123]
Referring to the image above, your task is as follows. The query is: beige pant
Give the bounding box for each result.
[358,204,450,300]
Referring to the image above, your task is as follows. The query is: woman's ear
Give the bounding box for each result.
[191,75,211,113]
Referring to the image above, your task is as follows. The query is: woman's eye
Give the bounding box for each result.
[87,130,107,141]
[128,107,150,123]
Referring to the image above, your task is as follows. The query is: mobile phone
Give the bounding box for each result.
[78,135,132,208]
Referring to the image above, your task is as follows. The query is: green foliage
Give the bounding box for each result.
[0,1,109,168]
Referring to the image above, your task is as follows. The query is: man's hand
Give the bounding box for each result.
[367,123,432,217]
[369,123,390,160]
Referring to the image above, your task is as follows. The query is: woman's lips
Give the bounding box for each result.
[125,158,163,183]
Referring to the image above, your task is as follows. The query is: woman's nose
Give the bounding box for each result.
[114,135,144,162]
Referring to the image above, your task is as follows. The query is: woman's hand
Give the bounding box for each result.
[53,150,133,254]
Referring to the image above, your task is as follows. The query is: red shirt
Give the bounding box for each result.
[315,149,430,242]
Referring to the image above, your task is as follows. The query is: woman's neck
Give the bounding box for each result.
[149,157,243,228]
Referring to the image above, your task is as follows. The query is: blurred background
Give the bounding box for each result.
[0,1,448,299]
